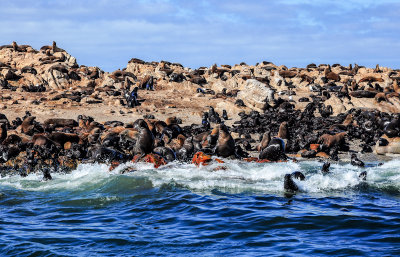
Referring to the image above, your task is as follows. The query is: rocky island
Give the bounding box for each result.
[1,41,399,178]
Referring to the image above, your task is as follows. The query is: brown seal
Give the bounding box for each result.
[350,90,377,98]
[0,122,6,143]
[215,124,235,157]
[167,134,186,152]
[133,119,154,156]
[318,132,347,148]
[279,70,297,78]
[277,122,288,139]
[12,41,18,51]
[44,118,78,128]
[2,134,23,146]
[358,76,384,83]
[165,116,178,126]
[257,130,271,152]
[32,134,57,148]
[48,132,80,147]
[21,116,37,135]
[324,66,340,81]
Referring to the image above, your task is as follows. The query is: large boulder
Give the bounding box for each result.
[236,79,274,110]
[44,69,69,89]
[375,135,400,155]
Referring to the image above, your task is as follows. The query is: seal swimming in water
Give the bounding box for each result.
[284,171,305,192]
[321,162,330,173]
[42,168,52,181]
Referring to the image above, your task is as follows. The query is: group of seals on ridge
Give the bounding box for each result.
[0,100,380,187]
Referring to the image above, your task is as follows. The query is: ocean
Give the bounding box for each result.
[1,160,399,256]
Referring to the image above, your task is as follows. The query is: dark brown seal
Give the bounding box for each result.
[214,124,235,158]
[277,122,288,139]
[133,119,154,156]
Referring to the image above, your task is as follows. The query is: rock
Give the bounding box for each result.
[324,95,346,115]
[236,79,274,110]
[53,52,66,62]
[216,101,246,117]
[375,136,400,155]
[45,69,69,89]
[100,76,117,88]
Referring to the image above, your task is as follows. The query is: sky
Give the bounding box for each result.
[1,0,399,71]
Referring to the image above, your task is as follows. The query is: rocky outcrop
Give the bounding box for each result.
[237,79,275,110]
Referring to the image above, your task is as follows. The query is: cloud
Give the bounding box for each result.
[0,0,399,71]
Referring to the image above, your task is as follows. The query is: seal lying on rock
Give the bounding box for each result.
[318,132,347,149]
[259,137,287,161]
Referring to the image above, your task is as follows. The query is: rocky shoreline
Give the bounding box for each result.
[1,41,400,178]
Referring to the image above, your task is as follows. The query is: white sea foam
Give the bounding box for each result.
[1,159,400,195]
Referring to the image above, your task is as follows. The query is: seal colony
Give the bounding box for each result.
[1,42,400,189]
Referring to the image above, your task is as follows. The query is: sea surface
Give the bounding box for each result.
[0,159,399,256]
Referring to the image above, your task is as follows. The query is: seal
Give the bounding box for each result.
[214,124,236,158]
[321,162,330,173]
[21,116,42,136]
[259,137,287,161]
[42,168,52,181]
[375,92,388,102]
[277,122,288,139]
[48,132,80,148]
[132,119,154,157]
[324,66,340,82]
[383,115,400,137]
[153,146,175,162]
[167,134,186,152]
[257,130,270,152]
[177,136,194,161]
[351,153,365,167]
[318,132,347,149]
[359,76,384,83]
[0,122,7,143]
[375,135,400,155]
[12,41,18,51]
[44,118,78,129]
[284,174,298,192]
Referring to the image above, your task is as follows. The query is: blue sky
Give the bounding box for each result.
[1,0,399,71]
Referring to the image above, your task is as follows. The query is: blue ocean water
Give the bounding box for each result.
[0,160,399,256]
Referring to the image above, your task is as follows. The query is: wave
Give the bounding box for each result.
[1,159,400,196]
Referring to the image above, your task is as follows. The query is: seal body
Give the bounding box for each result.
[215,124,235,158]
[259,137,286,161]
